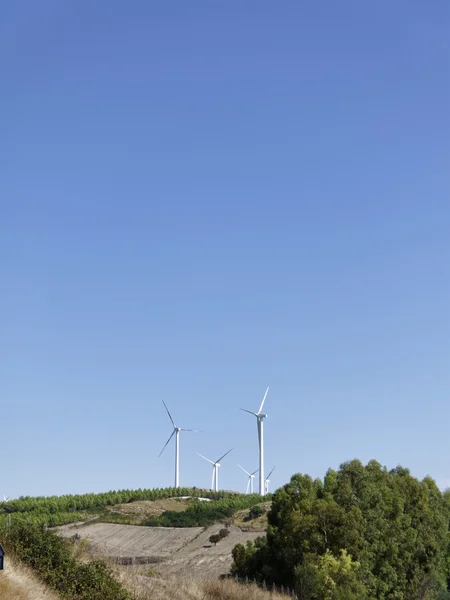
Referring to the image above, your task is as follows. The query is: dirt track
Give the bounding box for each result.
[59,522,263,578]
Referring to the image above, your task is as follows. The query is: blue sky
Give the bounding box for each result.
[2,1,449,499]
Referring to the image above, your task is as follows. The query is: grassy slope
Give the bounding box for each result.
[0,556,61,600]
[0,554,285,600]
[114,569,287,600]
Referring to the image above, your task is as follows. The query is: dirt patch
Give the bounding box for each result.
[59,523,204,562]
[58,522,265,579]
[155,524,263,579]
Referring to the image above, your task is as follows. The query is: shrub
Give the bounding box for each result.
[249,505,266,519]
[0,519,132,600]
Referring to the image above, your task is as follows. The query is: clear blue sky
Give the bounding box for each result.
[2,1,449,499]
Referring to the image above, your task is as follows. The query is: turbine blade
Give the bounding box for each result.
[238,464,251,476]
[257,386,269,414]
[266,466,276,479]
[162,399,175,427]
[246,479,250,494]
[240,408,258,417]
[251,468,259,476]
[158,430,175,457]
[216,448,233,463]
[197,452,215,465]
[180,428,199,432]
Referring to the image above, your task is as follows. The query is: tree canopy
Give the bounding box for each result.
[232,459,450,600]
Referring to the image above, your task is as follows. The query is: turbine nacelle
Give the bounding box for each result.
[198,449,233,492]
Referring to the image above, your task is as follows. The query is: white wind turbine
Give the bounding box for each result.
[159,400,198,488]
[238,464,258,494]
[241,386,269,496]
[197,448,233,491]
[3,495,9,502]
[265,466,276,494]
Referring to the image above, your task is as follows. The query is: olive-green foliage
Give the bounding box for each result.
[0,519,132,600]
[249,505,266,519]
[209,528,230,546]
[232,460,450,600]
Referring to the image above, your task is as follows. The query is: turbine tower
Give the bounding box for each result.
[241,386,269,496]
[238,464,258,494]
[197,448,233,491]
[265,466,276,494]
[159,400,197,488]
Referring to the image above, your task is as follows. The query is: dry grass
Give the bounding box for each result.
[0,556,61,600]
[106,498,190,519]
[114,567,287,600]
[231,502,271,531]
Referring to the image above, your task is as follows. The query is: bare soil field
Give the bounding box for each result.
[59,521,263,578]
[59,522,203,562]
[154,524,263,578]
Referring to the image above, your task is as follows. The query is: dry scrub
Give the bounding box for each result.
[115,567,286,600]
[0,556,61,600]
[231,502,271,532]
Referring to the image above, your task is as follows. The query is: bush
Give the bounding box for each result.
[249,505,266,519]
[219,528,230,539]
[0,519,132,600]
[209,534,221,545]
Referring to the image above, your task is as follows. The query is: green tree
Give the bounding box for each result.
[232,460,450,600]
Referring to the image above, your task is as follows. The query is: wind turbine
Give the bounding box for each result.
[159,400,198,488]
[241,386,269,496]
[197,448,233,492]
[265,466,275,494]
[2,495,9,502]
[238,464,258,494]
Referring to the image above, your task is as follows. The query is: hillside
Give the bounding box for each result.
[58,521,262,578]
[0,488,276,599]
[56,496,269,578]
[0,555,61,600]
[0,550,287,600]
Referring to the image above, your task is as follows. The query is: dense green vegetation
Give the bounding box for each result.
[0,519,132,600]
[0,486,232,528]
[0,486,229,514]
[231,460,450,600]
[145,493,268,527]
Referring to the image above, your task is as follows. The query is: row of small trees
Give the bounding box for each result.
[0,487,230,518]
